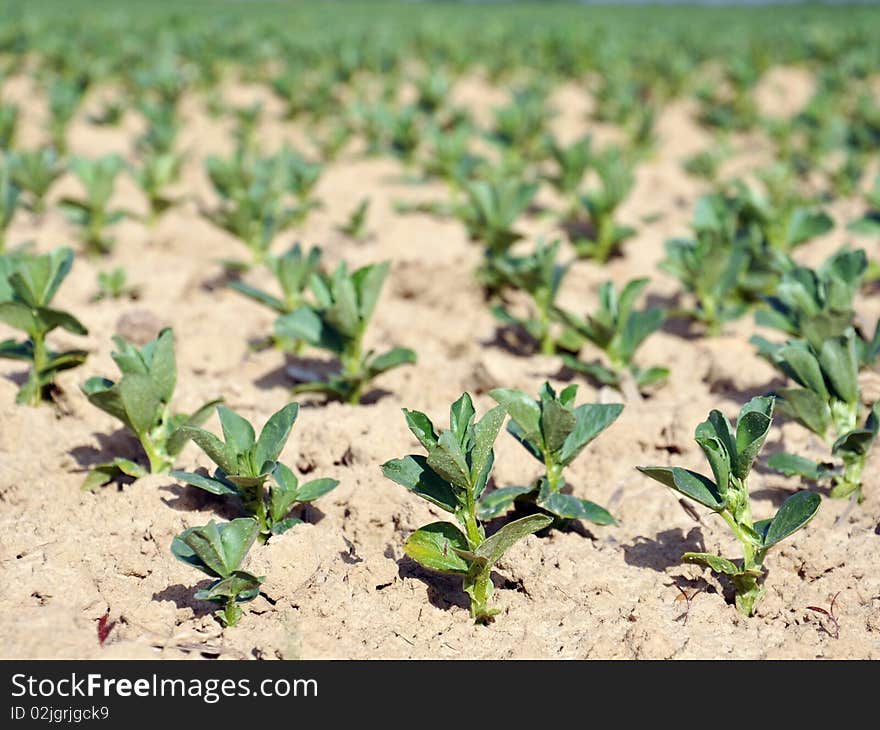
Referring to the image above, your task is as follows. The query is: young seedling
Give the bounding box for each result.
[130,150,183,225]
[454,177,537,290]
[172,403,339,540]
[92,267,139,302]
[570,147,636,262]
[81,328,221,488]
[544,135,592,211]
[47,77,87,154]
[848,174,880,236]
[337,198,370,241]
[757,330,878,501]
[554,278,668,396]
[752,248,879,368]
[490,240,574,356]
[60,155,127,255]
[638,397,821,616]
[0,246,88,405]
[382,393,553,623]
[481,382,623,526]
[8,147,65,216]
[0,103,17,150]
[171,517,263,627]
[0,162,19,252]
[276,261,416,404]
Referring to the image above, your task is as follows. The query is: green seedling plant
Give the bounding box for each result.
[757,329,878,501]
[454,177,538,291]
[8,147,65,215]
[555,278,668,396]
[490,240,572,356]
[229,243,323,353]
[131,150,183,225]
[0,162,19,252]
[381,393,553,623]
[337,198,370,241]
[570,147,636,262]
[848,174,880,236]
[171,517,263,627]
[0,103,17,150]
[47,77,87,153]
[172,403,339,540]
[638,396,821,616]
[60,155,127,255]
[92,267,139,302]
[0,246,88,405]
[81,328,221,488]
[752,248,879,368]
[544,135,592,211]
[276,261,416,403]
[480,382,623,526]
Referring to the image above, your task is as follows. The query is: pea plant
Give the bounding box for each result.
[758,330,878,501]
[172,403,339,540]
[545,135,592,212]
[638,397,821,616]
[59,155,128,255]
[337,198,371,241]
[81,328,221,489]
[555,278,668,396]
[8,147,65,216]
[276,261,416,404]
[92,267,139,302]
[481,383,623,526]
[130,150,183,225]
[382,393,553,623]
[171,517,263,627]
[569,147,636,263]
[0,247,88,405]
[0,162,19,252]
[490,240,574,355]
[848,174,880,235]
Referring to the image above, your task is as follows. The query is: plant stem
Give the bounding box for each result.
[25,332,48,406]
[831,455,864,502]
[222,598,240,627]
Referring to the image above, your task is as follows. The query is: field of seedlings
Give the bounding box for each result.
[1,1,879,660]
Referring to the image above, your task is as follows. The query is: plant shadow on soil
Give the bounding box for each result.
[69,429,147,472]
[152,579,217,618]
[623,526,706,572]
[253,355,392,406]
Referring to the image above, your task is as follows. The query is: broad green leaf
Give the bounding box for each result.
[636,466,724,509]
[540,398,576,454]
[506,419,544,462]
[149,328,177,403]
[682,552,740,576]
[217,405,256,454]
[403,409,438,450]
[174,521,228,578]
[0,301,39,334]
[733,396,773,479]
[270,517,304,535]
[477,485,534,521]
[762,491,821,548]
[539,492,615,525]
[172,469,239,496]
[832,428,877,458]
[818,335,858,405]
[449,392,475,447]
[427,430,471,490]
[474,513,553,567]
[489,387,542,447]
[786,209,833,248]
[218,517,261,575]
[166,398,224,457]
[82,377,128,425]
[296,477,339,502]
[767,452,826,481]
[367,347,416,376]
[119,373,161,437]
[253,402,299,468]
[195,571,263,602]
[469,404,505,485]
[777,344,828,399]
[404,522,471,574]
[381,455,458,513]
[695,421,731,496]
[775,387,831,436]
[178,425,237,474]
[353,261,389,323]
[557,403,623,466]
[39,307,88,336]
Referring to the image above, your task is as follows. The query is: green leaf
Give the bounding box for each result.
[477,485,535,521]
[540,398,576,454]
[449,392,475,447]
[767,453,826,481]
[149,328,177,403]
[39,307,88,336]
[557,403,623,466]
[733,396,773,479]
[775,388,831,436]
[367,347,416,376]
[832,428,878,458]
[178,425,237,474]
[818,335,858,405]
[427,430,471,491]
[777,344,828,399]
[539,492,615,525]
[81,458,148,491]
[217,405,256,454]
[474,513,553,567]
[0,301,39,334]
[270,517,304,535]
[172,469,239,497]
[253,402,299,468]
[761,491,821,548]
[353,261,389,323]
[469,404,505,485]
[195,571,262,603]
[403,409,438,450]
[682,552,741,576]
[695,419,731,496]
[489,387,542,448]
[296,477,339,502]
[404,522,471,575]
[636,466,724,509]
[381,455,459,513]
[786,209,833,248]
[166,398,224,457]
[118,373,161,437]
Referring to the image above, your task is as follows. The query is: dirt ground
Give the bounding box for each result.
[1,68,879,659]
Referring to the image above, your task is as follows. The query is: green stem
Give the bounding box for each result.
[25,332,48,406]
[222,597,241,627]
[831,455,864,502]
[342,333,365,405]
